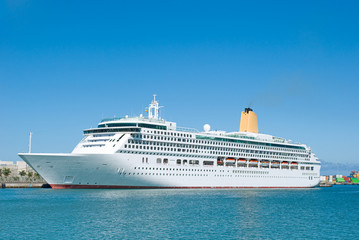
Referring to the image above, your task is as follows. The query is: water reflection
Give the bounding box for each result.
[1,187,357,239]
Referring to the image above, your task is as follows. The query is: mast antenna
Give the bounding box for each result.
[148,94,163,119]
[28,132,32,153]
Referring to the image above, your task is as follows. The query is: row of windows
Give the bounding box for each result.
[213,175,311,179]
[138,157,314,171]
[128,139,306,157]
[141,129,306,151]
[119,150,216,159]
[85,127,306,157]
[196,135,306,151]
[133,166,216,172]
[97,123,167,130]
[83,144,105,148]
[119,172,209,177]
[141,130,191,138]
[117,172,313,179]
[131,166,309,175]
[122,165,315,179]
[93,134,115,138]
[301,166,314,171]
[84,128,140,134]
[233,170,269,174]
[138,130,306,153]
[124,143,307,161]
[130,134,309,157]
[118,150,318,169]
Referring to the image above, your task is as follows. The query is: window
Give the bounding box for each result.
[164,158,168,164]
[157,158,162,164]
[183,159,188,165]
[203,161,214,166]
[189,160,199,165]
[177,159,181,165]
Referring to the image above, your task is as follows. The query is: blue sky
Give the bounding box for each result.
[1,1,358,174]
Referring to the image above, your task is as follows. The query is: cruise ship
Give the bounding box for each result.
[19,96,321,189]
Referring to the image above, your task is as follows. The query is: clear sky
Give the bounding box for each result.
[1,1,358,173]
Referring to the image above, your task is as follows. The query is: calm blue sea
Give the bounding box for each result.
[0,186,358,239]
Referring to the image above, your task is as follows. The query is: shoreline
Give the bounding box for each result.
[1,182,358,189]
[0,182,50,188]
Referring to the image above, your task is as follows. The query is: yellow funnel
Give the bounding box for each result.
[239,108,258,133]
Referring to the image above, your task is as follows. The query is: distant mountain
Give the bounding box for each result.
[320,160,359,176]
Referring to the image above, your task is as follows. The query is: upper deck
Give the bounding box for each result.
[83,117,307,152]
[83,95,309,152]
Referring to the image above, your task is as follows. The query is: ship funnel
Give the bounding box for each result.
[239,108,258,133]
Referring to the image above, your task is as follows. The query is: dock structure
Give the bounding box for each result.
[319,182,333,187]
[0,183,50,188]
[1,160,48,188]
[319,173,359,187]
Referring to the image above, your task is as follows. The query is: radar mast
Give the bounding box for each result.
[148,94,162,119]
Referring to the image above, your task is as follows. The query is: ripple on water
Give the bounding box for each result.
[0,186,358,239]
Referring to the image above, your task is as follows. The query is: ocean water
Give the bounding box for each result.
[0,186,358,239]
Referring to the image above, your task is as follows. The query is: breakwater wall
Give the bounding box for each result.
[0,182,51,188]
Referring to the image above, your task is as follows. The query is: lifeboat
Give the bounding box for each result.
[271,161,280,165]
[282,161,289,165]
[290,161,299,169]
[226,158,236,162]
[237,159,247,163]
[260,160,269,164]
[248,160,258,166]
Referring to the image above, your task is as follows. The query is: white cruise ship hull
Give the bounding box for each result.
[19,153,320,189]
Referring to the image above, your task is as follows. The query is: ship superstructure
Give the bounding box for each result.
[19,96,320,189]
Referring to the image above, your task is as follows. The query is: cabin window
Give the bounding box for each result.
[189,160,199,165]
[203,161,214,166]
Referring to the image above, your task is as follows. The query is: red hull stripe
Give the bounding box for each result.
[50,184,312,189]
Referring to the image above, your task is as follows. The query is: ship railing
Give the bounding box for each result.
[101,116,165,123]
[176,127,199,133]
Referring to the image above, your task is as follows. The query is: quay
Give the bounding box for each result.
[1,183,50,188]
[319,171,359,187]
[319,182,359,187]
[1,160,49,188]
[319,182,333,187]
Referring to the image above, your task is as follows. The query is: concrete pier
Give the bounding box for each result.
[0,183,51,188]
